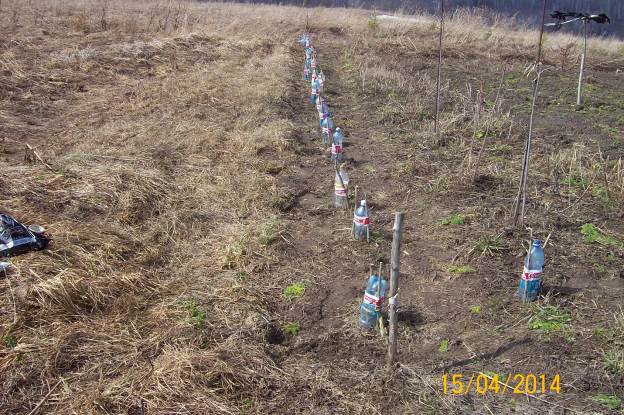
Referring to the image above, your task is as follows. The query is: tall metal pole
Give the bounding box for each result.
[535,0,548,66]
[434,0,444,134]
[512,0,548,227]
[577,20,588,106]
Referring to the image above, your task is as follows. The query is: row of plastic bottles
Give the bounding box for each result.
[300,34,542,333]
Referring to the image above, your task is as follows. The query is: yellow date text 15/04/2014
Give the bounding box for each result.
[442,373,561,396]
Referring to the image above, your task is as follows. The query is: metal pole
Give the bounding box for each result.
[577,20,588,106]
[387,212,404,371]
[434,0,444,134]
[535,0,548,66]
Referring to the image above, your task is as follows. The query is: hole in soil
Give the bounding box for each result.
[264,322,285,345]
[473,174,498,190]
[543,285,583,297]
[398,307,424,328]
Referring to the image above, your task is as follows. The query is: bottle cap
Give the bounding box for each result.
[533,239,541,246]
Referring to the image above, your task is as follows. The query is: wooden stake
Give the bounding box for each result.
[511,0,548,227]
[24,143,54,172]
[351,185,359,238]
[387,212,404,371]
[364,193,370,243]
[434,0,444,134]
[377,262,385,336]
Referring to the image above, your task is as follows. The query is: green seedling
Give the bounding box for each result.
[440,213,465,226]
[562,175,589,190]
[438,339,449,353]
[448,265,476,275]
[580,224,621,246]
[594,394,621,410]
[474,237,505,256]
[283,323,300,336]
[260,217,279,246]
[283,282,306,301]
[494,144,513,154]
[470,305,482,314]
[369,231,384,243]
[3,335,17,349]
[237,271,249,282]
[182,300,207,328]
[603,350,624,376]
[528,305,571,336]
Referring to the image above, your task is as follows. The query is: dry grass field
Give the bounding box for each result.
[1,1,623,414]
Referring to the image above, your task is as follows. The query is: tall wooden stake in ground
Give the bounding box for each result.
[577,19,588,106]
[512,0,548,227]
[434,0,445,134]
[387,212,404,371]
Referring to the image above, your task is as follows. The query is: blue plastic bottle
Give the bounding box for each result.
[359,274,388,329]
[321,116,333,144]
[310,78,320,104]
[332,127,344,162]
[517,239,544,302]
[303,62,310,81]
[353,200,369,240]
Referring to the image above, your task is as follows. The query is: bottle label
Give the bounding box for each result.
[335,188,347,197]
[354,214,370,226]
[311,88,318,95]
[331,144,343,155]
[522,267,542,281]
[322,127,331,135]
[363,292,384,307]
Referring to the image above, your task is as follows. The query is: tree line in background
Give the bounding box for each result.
[223,0,623,35]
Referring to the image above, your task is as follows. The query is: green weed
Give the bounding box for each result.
[182,300,207,328]
[593,327,617,341]
[283,282,306,301]
[592,186,612,208]
[594,393,621,410]
[562,175,589,190]
[528,305,571,336]
[283,322,300,336]
[259,217,280,246]
[475,237,505,256]
[240,397,254,411]
[369,231,384,243]
[236,271,249,282]
[580,224,621,246]
[223,239,247,269]
[440,213,465,226]
[470,305,482,314]
[2,335,17,349]
[449,265,476,275]
[494,144,513,154]
[603,350,624,376]
[438,339,449,353]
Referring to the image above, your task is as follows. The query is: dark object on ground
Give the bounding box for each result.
[0,213,51,258]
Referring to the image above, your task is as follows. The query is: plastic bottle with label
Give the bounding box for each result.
[334,167,349,207]
[353,200,369,240]
[359,273,388,329]
[310,78,320,105]
[517,239,544,302]
[331,127,344,162]
[321,115,333,144]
